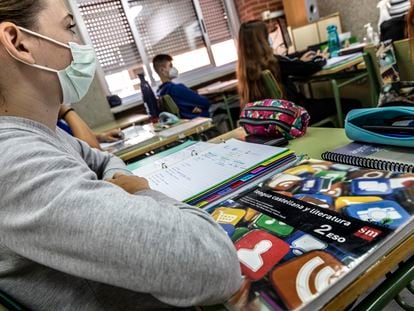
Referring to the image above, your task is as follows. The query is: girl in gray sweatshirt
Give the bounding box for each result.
[0,0,242,309]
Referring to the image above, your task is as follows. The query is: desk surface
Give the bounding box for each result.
[210,127,351,159]
[93,114,150,134]
[117,118,213,162]
[209,127,413,311]
[313,55,364,77]
[197,79,238,96]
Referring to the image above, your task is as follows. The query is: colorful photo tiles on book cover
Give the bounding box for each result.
[205,159,414,311]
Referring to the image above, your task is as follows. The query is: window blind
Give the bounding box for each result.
[78,0,142,74]
[129,0,205,59]
[199,0,232,44]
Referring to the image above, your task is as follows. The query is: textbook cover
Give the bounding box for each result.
[205,159,414,311]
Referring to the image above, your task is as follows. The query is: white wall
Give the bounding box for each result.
[318,0,380,40]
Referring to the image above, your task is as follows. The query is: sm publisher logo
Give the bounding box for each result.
[354,226,382,242]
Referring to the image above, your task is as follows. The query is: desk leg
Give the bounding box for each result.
[307,82,314,99]
[370,81,378,108]
[352,255,414,311]
[331,72,369,128]
[331,79,343,128]
[223,95,235,130]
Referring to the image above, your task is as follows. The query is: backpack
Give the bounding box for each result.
[379,81,414,107]
[239,99,310,139]
[380,15,407,43]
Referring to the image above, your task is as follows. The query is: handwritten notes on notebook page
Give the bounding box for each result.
[131,139,288,201]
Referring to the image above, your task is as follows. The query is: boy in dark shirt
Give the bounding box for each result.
[153,54,210,119]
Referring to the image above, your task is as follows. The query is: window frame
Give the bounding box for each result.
[69,0,240,113]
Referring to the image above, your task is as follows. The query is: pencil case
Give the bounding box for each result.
[344,107,414,148]
[239,99,310,140]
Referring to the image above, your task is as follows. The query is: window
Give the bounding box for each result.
[199,0,237,66]
[78,0,144,98]
[74,0,238,100]
[130,0,211,80]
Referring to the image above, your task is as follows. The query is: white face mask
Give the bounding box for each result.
[5,27,97,104]
[268,36,273,47]
[169,67,179,79]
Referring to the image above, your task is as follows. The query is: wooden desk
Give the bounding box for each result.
[210,127,350,159]
[117,118,214,162]
[209,127,414,311]
[357,61,366,70]
[197,79,238,130]
[313,55,364,77]
[324,234,414,311]
[93,114,150,134]
[197,79,238,95]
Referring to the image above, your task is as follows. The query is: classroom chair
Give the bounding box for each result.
[0,290,26,311]
[261,70,284,99]
[353,255,414,311]
[363,39,414,107]
[394,39,414,81]
[364,45,385,106]
[261,70,338,127]
[159,95,180,117]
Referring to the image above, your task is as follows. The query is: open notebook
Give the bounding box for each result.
[128,139,296,205]
[203,159,414,311]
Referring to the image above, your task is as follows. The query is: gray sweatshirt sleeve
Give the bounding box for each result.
[69,134,131,179]
[0,139,242,307]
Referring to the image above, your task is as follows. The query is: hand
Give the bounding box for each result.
[105,173,150,194]
[192,107,202,114]
[317,47,330,59]
[300,50,317,62]
[97,128,124,143]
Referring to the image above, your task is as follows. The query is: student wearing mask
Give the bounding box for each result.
[237,20,360,125]
[0,1,242,310]
[153,54,211,119]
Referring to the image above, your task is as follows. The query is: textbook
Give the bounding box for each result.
[204,159,414,311]
[128,139,296,206]
[321,142,414,173]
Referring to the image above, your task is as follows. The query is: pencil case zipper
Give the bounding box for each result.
[238,118,291,132]
[242,106,296,116]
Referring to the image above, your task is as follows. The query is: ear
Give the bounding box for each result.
[0,22,36,65]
